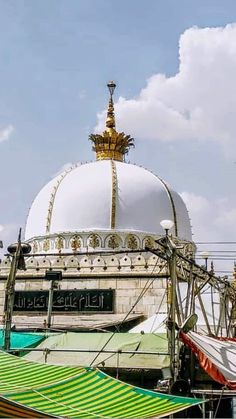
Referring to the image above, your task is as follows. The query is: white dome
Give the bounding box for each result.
[25,160,192,241]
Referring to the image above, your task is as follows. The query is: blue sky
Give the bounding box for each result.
[1,0,236,272]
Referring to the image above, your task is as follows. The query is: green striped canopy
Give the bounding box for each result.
[0,351,202,418]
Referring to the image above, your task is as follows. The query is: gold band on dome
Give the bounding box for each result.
[45,167,73,234]
[159,179,178,237]
[110,160,118,229]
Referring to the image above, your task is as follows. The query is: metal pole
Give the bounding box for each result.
[168,245,177,384]
[202,394,206,419]
[3,242,21,351]
[6,348,170,355]
[47,280,54,329]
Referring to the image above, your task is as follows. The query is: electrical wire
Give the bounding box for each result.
[196,242,236,245]
[197,251,236,253]
[214,271,233,273]
[89,258,167,367]
[214,387,225,418]
[196,257,236,260]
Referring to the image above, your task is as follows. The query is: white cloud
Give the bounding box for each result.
[95,24,236,155]
[181,191,236,275]
[0,125,14,143]
[181,191,236,241]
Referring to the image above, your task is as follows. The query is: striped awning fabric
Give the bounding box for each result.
[181,331,236,389]
[0,351,202,418]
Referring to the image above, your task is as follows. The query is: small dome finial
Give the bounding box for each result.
[106,81,116,132]
[107,80,116,97]
[89,81,134,161]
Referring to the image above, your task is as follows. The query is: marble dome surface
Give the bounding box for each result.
[25,160,192,242]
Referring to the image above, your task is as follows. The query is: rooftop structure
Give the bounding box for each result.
[24,82,192,254]
[0,82,197,332]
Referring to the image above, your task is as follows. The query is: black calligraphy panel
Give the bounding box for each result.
[13,290,114,312]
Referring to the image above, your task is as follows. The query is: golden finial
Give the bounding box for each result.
[106,81,116,133]
[106,81,116,129]
[89,81,134,161]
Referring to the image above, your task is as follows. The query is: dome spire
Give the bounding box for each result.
[106,81,116,133]
[89,81,134,162]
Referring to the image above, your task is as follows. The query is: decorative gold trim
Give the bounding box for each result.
[43,238,50,252]
[110,160,117,229]
[88,234,100,249]
[144,236,155,249]
[70,235,81,252]
[90,130,134,162]
[159,178,178,236]
[55,235,64,251]
[45,167,74,234]
[126,234,139,250]
[107,234,120,249]
[96,149,123,162]
[32,241,39,253]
